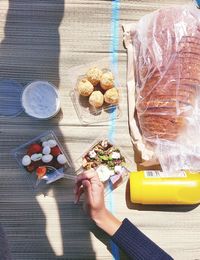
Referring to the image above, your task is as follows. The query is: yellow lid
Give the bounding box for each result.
[130,171,144,204]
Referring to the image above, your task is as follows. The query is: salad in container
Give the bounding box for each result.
[75,138,133,194]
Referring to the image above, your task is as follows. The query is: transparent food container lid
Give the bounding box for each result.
[70,87,121,125]
[0,79,24,117]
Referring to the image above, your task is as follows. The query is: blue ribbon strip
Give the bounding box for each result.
[108,1,120,260]
[196,0,200,7]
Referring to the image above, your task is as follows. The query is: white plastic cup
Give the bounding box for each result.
[22,81,61,119]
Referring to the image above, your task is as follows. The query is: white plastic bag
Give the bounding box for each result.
[124,3,200,172]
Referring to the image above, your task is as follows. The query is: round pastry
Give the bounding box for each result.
[89,91,104,108]
[77,78,94,97]
[86,67,103,86]
[100,71,114,90]
[104,88,119,104]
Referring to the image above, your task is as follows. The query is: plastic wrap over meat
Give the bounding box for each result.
[133,5,200,143]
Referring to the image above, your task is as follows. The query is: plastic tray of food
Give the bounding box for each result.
[74,137,134,194]
[69,65,121,124]
[12,130,73,189]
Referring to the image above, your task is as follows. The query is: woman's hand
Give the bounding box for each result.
[74,169,106,221]
[74,169,122,236]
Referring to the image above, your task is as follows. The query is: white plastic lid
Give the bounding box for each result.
[0,79,24,117]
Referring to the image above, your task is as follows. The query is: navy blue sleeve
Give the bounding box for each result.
[112,218,173,260]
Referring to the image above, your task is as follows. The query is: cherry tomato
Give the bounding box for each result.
[36,166,47,178]
[51,146,61,157]
[27,143,42,156]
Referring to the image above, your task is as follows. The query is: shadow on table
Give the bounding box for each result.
[90,222,129,260]
[0,0,96,259]
[125,179,199,212]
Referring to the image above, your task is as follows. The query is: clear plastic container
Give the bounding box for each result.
[22,81,61,120]
[73,137,134,195]
[12,130,74,190]
[68,59,121,125]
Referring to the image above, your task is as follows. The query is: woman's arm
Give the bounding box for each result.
[74,169,121,236]
[74,169,173,260]
[112,218,173,260]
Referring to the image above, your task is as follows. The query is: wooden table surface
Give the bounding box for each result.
[0,0,200,259]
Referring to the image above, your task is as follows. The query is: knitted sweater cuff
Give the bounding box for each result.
[112,218,173,260]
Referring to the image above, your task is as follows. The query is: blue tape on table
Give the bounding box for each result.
[196,0,200,7]
[107,1,120,260]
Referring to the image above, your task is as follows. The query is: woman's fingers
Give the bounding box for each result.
[74,169,102,204]
[74,179,93,204]
[82,179,93,204]
[76,169,98,184]
[74,185,84,204]
[74,170,91,194]
[74,180,81,196]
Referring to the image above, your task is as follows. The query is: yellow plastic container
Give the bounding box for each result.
[130,170,200,205]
